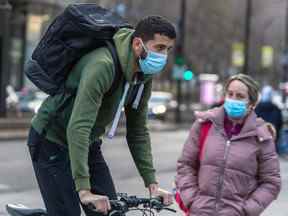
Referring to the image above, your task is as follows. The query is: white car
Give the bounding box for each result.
[148,91,177,121]
[26,91,48,114]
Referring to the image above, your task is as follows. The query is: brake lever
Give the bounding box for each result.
[147,200,165,212]
[152,205,176,213]
[149,198,177,213]
[163,207,177,213]
[87,201,126,214]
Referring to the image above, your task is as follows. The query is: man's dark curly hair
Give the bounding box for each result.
[133,15,176,42]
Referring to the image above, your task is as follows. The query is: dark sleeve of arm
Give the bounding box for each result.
[125,79,156,187]
[67,60,113,191]
[175,120,201,208]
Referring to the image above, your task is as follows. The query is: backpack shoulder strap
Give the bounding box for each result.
[105,41,123,96]
[199,121,212,160]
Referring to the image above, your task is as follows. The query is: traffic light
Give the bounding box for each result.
[183,69,194,81]
[175,54,185,66]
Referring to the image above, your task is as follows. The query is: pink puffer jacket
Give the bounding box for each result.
[176,107,281,216]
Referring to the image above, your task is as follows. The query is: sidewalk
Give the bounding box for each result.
[0,116,192,141]
[0,117,31,140]
[0,101,200,140]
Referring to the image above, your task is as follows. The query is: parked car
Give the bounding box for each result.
[26,91,48,114]
[18,90,48,114]
[148,91,177,121]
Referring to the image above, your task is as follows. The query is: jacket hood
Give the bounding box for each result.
[113,28,152,84]
[195,106,273,142]
[256,102,279,112]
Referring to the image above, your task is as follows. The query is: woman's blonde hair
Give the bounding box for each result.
[265,122,276,140]
[224,73,260,106]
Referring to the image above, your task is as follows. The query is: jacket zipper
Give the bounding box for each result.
[215,139,231,214]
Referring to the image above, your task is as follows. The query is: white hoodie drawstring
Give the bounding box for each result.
[107,82,130,139]
[132,83,144,109]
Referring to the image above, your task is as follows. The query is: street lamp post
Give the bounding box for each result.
[174,0,186,123]
[243,0,252,74]
[0,0,11,117]
[280,1,288,110]
[281,50,288,109]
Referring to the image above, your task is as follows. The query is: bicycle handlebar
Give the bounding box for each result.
[88,193,176,215]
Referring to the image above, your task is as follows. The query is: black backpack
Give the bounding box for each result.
[25,4,132,96]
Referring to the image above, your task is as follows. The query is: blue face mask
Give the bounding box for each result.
[138,40,168,75]
[224,98,248,119]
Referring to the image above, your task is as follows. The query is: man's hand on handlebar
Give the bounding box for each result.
[79,190,111,215]
[148,183,173,206]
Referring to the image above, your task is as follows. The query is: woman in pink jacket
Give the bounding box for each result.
[176,74,281,216]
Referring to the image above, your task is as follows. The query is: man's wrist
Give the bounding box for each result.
[78,189,90,198]
[143,173,157,187]
[75,177,90,191]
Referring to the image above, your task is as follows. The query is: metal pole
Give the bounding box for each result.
[282,64,288,108]
[243,0,252,74]
[0,0,11,117]
[175,0,186,123]
[281,1,288,108]
[175,80,181,123]
[19,10,27,90]
[286,0,288,47]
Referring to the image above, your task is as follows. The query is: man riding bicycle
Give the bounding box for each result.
[27,14,176,216]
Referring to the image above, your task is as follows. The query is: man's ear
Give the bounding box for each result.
[132,37,143,56]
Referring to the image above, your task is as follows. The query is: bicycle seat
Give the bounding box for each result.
[6,204,47,216]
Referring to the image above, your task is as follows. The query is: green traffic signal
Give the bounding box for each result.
[183,70,193,81]
[175,55,185,66]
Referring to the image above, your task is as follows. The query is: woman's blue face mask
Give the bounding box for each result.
[224,98,248,119]
[138,39,168,75]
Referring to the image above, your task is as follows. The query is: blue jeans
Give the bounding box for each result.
[27,127,117,216]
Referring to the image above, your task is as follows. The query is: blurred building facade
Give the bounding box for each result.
[5,0,288,90]
[8,0,105,90]
[122,0,286,86]
[103,0,287,88]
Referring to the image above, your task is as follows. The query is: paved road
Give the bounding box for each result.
[0,129,288,215]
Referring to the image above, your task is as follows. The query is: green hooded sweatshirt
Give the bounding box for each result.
[31,28,156,191]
